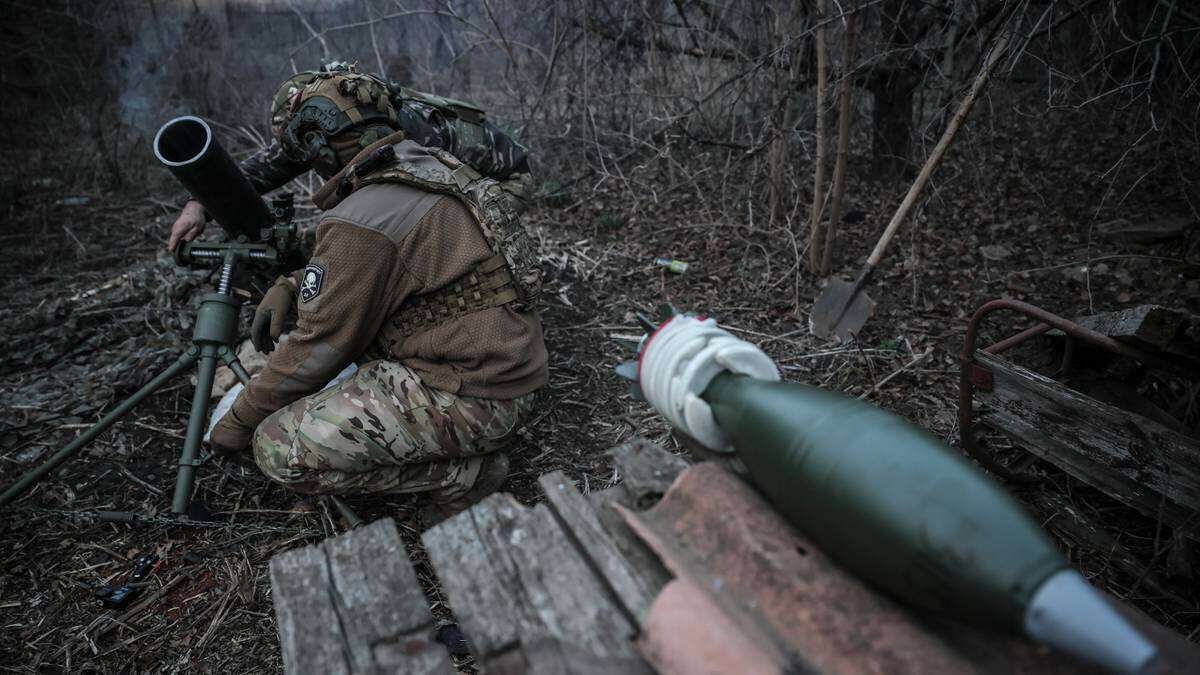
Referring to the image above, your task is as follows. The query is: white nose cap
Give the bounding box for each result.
[1025,569,1158,674]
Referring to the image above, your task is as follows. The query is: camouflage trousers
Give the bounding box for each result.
[252,360,533,497]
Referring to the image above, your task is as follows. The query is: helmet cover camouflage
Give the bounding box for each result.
[271,62,398,174]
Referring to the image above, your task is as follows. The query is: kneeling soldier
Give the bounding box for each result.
[207,64,547,523]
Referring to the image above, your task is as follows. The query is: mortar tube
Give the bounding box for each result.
[154,116,272,242]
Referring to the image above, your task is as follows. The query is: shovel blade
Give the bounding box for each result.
[810,279,876,342]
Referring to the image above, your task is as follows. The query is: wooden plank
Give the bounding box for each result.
[270,545,346,674]
[322,521,451,673]
[1069,304,1186,350]
[974,351,1200,538]
[539,472,667,623]
[421,493,640,662]
[487,637,655,675]
[586,486,673,614]
[270,518,452,675]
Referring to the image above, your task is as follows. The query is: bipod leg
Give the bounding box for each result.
[0,350,200,510]
[171,344,220,514]
[218,345,253,387]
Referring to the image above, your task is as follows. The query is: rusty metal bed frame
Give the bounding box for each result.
[957,298,1197,482]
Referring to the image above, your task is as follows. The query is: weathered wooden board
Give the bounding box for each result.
[487,637,655,675]
[269,518,452,675]
[587,438,688,621]
[586,485,676,589]
[1068,304,1186,350]
[539,471,666,624]
[421,493,640,663]
[974,350,1200,539]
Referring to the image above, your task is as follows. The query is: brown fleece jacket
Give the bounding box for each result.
[226,156,547,433]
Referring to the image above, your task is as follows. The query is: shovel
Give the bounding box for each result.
[809,206,907,342]
[810,31,1011,342]
[810,255,881,343]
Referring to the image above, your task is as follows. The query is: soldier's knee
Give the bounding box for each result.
[252,426,292,483]
[251,408,310,490]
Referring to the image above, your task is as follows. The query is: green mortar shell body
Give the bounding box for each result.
[703,373,1066,630]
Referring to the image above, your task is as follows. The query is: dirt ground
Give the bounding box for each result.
[1,101,1198,671]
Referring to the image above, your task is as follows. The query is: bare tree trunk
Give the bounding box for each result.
[807,0,829,271]
[821,2,859,276]
[869,0,915,179]
[767,1,791,228]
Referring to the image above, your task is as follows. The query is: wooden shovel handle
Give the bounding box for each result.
[866,33,1012,267]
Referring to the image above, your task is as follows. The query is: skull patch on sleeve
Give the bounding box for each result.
[300,263,325,303]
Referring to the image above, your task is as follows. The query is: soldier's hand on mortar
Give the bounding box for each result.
[252,277,296,354]
[168,200,207,251]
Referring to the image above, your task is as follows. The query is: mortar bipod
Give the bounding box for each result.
[2,247,249,516]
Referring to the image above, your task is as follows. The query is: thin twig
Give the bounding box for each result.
[857,347,933,400]
[287,1,330,61]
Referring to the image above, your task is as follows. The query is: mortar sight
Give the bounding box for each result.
[154,116,273,243]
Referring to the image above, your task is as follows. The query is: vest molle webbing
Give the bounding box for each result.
[387,254,518,337]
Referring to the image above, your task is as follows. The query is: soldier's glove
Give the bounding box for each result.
[209,409,254,460]
[252,276,296,354]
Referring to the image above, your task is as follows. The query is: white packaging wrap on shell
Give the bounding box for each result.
[638,316,779,451]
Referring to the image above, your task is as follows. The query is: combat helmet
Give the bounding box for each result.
[272,61,398,176]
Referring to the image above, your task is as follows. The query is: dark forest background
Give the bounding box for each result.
[1,0,1199,670]
[3,0,1197,236]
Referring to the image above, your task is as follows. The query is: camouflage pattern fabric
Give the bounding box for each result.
[240,86,531,196]
[240,140,310,196]
[252,359,533,497]
[431,114,531,184]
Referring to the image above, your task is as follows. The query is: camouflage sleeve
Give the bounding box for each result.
[393,94,531,183]
[238,140,310,195]
[448,118,531,182]
[230,221,399,430]
[442,116,534,212]
[394,103,449,150]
